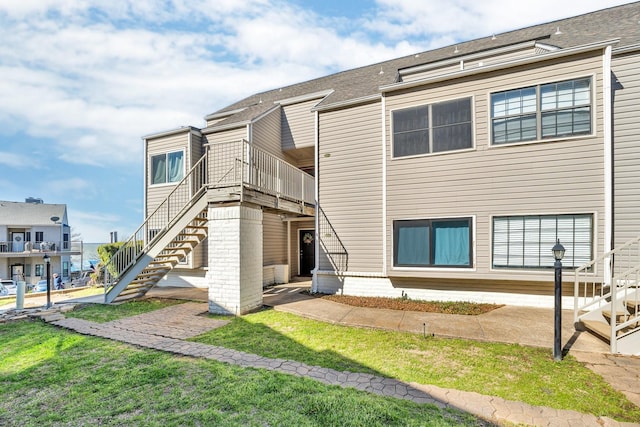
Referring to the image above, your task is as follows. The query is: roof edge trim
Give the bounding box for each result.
[398,40,538,76]
[201,121,250,134]
[613,42,640,55]
[312,94,381,112]
[274,89,334,106]
[204,107,247,121]
[381,38,620,93]
[143,126,201,141]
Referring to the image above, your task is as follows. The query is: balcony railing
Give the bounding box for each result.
[0,240,83,254]
[207,140,315,206]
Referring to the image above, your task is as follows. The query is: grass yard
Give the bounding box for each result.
[4,299,639,424]
[191,308,640,423]
[0,321,482,427]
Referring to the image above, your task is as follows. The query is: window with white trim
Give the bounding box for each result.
[492,214,592,269]
[151,150,184,185]
[491,77,591,145]
[393,218,473,267]
[393,97,473,157]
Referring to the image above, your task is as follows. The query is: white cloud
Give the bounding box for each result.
[67,208,126,243]
[0,152,38,168]
[368,0,632,44]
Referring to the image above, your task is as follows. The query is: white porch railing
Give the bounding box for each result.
[207,140,315,205]
[575,235,640,353]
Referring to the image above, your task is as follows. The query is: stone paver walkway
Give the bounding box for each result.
[38,302,636,427]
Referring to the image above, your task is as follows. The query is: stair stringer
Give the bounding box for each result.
[104,196,209,303]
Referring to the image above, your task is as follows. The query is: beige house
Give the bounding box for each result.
[105,3,640,354]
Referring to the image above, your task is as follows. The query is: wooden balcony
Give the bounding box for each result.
[205,140,315,216]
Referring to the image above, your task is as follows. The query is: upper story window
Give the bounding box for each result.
[151,150,184,185]
[491,77,591,145]
[392,97,472,157]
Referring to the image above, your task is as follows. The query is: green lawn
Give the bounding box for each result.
[0,321,481,427]
[191,309,640,423]
[6,299,640,424]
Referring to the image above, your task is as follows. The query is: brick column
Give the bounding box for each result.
[206,204,263,315]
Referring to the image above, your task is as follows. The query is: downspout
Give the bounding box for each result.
[381,94,387,276]
[603,45,613,285]
[312,110,319,293]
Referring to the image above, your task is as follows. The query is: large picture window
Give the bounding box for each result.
[394,218,472,267]
[151,150,184,185]
[393,97,472,157]
[491,77,591,145]
[492,214,592,269]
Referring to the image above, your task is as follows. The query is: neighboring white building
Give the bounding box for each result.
[0,199,82,284]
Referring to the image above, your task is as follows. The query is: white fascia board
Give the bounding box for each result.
[274,89,334,106]
[204,107,247,122]
[381,39,620,93]
[201,121,250,135]
[398,40,537,76]
[313,94,381,112]
[142,126,201,141]
[612,42,640,55]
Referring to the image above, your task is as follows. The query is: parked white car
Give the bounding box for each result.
[0,282,8,297]
[0,279,16,295]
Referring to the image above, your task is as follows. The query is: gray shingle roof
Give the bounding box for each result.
[0,201,67,226]
[210,2,640,123]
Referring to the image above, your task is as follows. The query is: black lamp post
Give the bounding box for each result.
[43,253,51,309]
[552,239,565,361]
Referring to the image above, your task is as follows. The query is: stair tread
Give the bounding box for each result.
[582,319,613,339]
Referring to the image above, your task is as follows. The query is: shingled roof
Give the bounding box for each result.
[208,2,640,127]
[0,201,67,226]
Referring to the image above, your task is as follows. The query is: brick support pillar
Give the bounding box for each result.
[206,204,263,315]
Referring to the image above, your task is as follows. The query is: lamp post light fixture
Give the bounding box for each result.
[552,239,565,361]
[43,253,51,309]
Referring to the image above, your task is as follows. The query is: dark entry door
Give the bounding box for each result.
[299,230,315,276]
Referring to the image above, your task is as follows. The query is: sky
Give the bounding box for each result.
[0,0,632,243]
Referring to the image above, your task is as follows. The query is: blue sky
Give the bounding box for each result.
[0,0,630,242]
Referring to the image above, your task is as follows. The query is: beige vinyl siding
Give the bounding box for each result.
[318,100,384,272]
[205,126,248,144]
[282,98,319,150]
[251,106,290,161]
[146,131,192,217]
[385,51,605,283]
[290,220,314,276]
[263,212,287,266]
[612,51,640,250]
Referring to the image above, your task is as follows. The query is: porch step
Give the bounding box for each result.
[582,319,614,340]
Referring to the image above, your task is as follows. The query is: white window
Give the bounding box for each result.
[151,151,184,185]
[393,97,473,157]
[492,214,592,269]
[491,77,591,145]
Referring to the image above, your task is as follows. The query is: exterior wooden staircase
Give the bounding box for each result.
[103,153,209,303]
[575,236,640,355]
[102,140,315,303]
[112,211,208,301]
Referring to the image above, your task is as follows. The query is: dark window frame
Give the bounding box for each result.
[393,217,473,268]
[392,97,473,158]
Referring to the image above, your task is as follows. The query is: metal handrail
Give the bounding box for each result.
[574,235,640,353]
[103,151,209,291]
